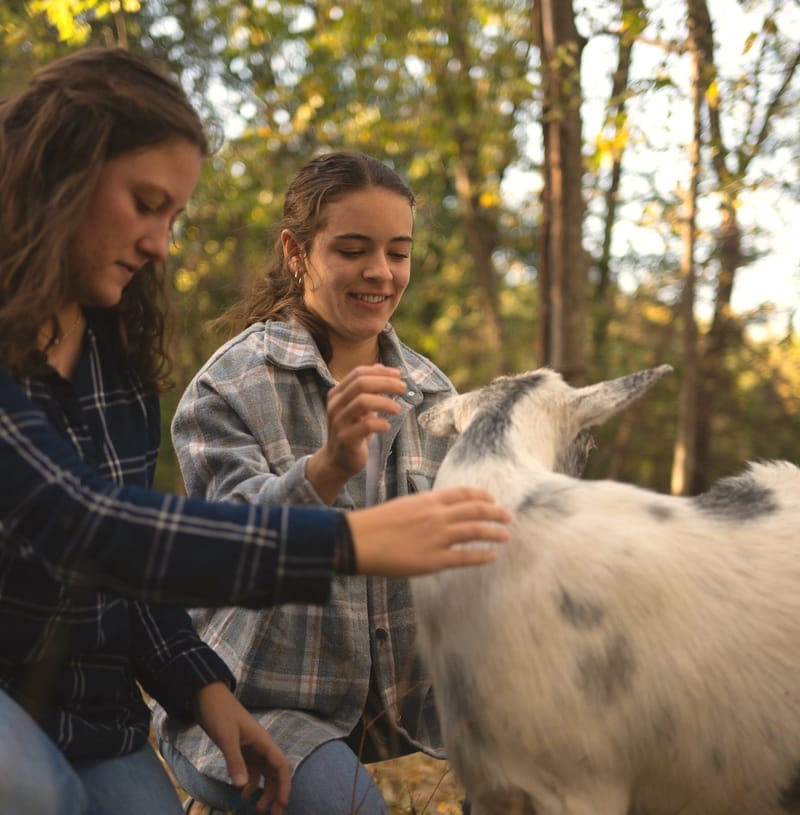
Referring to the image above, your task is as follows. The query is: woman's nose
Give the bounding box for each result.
[137,221,171,262]
[363,253,392,279]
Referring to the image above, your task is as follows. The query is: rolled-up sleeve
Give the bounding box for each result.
[131,601,235,720]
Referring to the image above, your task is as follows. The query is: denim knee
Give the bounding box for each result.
[286,740,389,815]
[0,690,87,815]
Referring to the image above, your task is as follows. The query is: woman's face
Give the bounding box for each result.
[67,138,202,308]
[299,186,413,350]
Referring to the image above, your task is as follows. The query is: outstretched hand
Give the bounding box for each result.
[347,487,512,577]
[193,681,291,815]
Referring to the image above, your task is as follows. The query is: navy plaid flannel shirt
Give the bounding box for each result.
[0,326,340,759]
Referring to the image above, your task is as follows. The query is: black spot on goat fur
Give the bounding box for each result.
[779,765,800,812]
[647,503,673,521]
[577,632,636,705]
[694,473,778,521]
[447,373,547,466]
[559,588,606,628]
[710,747,724,775]
[653,705,677,747]
[516,485,570,517]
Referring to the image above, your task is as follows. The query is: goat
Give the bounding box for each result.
[410,365,800,815]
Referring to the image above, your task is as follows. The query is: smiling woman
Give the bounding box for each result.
[288,184,414,380]
[152,151,461,815]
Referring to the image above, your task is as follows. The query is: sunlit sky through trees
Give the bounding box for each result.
[194,1,798,336]
[504,0,800,336]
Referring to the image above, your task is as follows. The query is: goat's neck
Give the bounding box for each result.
[436,430,556,501]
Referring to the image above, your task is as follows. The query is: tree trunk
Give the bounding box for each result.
[687,0,738,493]
[670,10,703,496]
[682,0,799,492]
[533,0,588,382]
[440,0,506,376]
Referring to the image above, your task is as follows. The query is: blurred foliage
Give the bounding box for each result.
[5,0,799,496]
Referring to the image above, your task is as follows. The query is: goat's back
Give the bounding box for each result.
[411,460,800,815]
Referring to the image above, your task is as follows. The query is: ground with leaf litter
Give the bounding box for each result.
[368,753,466,814]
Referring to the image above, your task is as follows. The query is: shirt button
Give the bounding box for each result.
[375,627,389,643]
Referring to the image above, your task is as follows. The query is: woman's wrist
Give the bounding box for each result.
[306,449,350,505]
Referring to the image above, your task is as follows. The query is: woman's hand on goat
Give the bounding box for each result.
[348,487,512,576]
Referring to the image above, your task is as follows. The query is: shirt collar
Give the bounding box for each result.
[260,317,453,396]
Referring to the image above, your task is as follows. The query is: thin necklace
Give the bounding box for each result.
[42,310,84,352]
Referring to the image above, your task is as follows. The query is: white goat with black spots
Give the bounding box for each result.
[411,365,800,815]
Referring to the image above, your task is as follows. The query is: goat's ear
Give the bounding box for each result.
[419,395,461,436]
[572,364,673,428]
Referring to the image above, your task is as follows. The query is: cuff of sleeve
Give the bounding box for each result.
[334,514,358,575]
[285,455,329,505]
[153,647,235,723]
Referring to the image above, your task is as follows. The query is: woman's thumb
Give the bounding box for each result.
[221,740,248,788]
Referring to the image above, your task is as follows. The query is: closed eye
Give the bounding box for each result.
[135,197,159,215]
[339,249,409,260]
[136,196,183,226]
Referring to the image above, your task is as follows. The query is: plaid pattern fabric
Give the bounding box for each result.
[0,322,342,760]
[154,318,456,781]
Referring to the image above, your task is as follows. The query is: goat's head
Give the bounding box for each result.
[420,365,672,476]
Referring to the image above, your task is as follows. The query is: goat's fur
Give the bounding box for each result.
[411,365,800,815]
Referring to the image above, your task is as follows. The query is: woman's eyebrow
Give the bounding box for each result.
[333,232,413,243]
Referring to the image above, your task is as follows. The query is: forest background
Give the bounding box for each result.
[3,0,799,500]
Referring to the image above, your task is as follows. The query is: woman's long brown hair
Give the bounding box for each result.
[0,47,209,392]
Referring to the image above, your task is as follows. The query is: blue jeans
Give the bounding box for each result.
[72,742,186,815]
[0,690,87,815]
[0,689,184,815]
[161,737,391,815]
